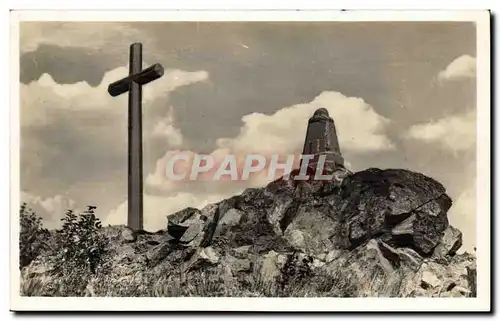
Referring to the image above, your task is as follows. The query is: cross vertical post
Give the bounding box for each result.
[128,43,143,231]
[108,43,164,231]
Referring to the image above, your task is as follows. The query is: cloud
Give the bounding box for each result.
[103,192,227,232]
[438,55,476,82]
[21,67,208,128]
[21,191,77,229]
[149,106,183,147]
[218,91,394,155]
[21,66,207,183]
[405,110,476,153]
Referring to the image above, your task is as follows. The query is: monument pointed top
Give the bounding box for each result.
[313,108,329,117]
[309,108,332,123]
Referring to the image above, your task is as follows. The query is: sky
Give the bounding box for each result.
[19,21,477,251]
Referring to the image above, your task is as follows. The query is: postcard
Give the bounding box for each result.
[10,10,491,312]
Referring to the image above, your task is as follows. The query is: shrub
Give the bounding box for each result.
[52,206,109,275]
[19,203,49,268]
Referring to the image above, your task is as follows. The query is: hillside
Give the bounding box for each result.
[20,167,476,297]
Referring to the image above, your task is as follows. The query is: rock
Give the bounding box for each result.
[331,168,352,186]
[410,288,430,297]
[232,245,252,258]
[145,241,173,267]
[267,196,294,235]
[340,168,449,249]
[213,208,244,239]
[167,223,189,240]
[184,230,205,248]
[225,255,252,273]
[391,214,416,236]
[121,227,136,242]
[167,206,213,243]
[199,203,220,224]
[440,290,466,297]
[179,219,205,244]
[198,204,223,247]
[316,253,327,261]
[466,266,477,297]
[266,176,296,196]
[397,248,423,271]
[419,199,446,217]
[219,208,243,226]
[287,229,307,249]
[312,258,325,268]
[365,239,395,274]
[325,249,342,263]
[199,246,219,264]
[182,247,219,272]
[237,188,274,213]
[259,250,287,283]
[453,286,471,296]
[168,207,201,225]
[283,205,339,255]
[412,198,450,254]
[377,241,401,267]
[421,270,441,288]
[433,226,463,258]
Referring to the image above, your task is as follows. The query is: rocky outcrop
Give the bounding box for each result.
[24,167,476,297]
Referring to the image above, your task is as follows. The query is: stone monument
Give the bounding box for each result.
[300,108,344,174]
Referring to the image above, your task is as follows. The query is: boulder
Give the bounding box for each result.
[121,227,136,243]
[167,207,201,226]
[286,229,307,249]
[182,246,219,272]
[179,219,205,244]
[199,246,219,264]
[183,230,205,248]
[340,169,451,253]
[397,247,423,271]
[325,249,342,263]
[266,175,296,197]
[145,240,174,267]
[421,270,441,288]
[391,214,416,236]
[213,208,244,240]
[231,245,252,258]
[411,195,451,254]
[283,205,339,255]
[433,226,463,258]
[225,255,252,274]
[219,208,243,226]
[267,196,294,235]
[259,250,287,283]
[167,207,203,240]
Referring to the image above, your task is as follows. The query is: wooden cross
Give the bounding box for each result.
[108,43,164,231]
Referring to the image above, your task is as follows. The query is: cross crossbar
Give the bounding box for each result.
[108,63,164,97]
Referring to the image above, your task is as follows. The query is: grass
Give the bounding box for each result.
[20,259,364,297]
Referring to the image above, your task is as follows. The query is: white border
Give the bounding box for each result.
[9,10,491,312]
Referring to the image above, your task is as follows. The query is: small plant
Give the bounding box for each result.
[52,206,109,275]
[19,203,49,268]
